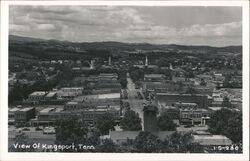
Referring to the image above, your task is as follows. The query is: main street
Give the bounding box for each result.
[126,73,145,130]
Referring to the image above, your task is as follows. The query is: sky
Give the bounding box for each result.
[9,6,242,47]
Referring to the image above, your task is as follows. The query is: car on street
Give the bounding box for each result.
[43,126,56,134]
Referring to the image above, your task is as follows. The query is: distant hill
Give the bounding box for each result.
[9,35,242,61]
[9,35,44,43]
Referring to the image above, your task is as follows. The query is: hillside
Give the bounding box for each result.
[9,35,242,61]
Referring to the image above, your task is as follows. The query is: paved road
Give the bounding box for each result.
[126,73,145,131]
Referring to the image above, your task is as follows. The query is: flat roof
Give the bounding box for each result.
[66,101,78,105]
[55,108,64,113]
[62,87,83,90]
[193,135,232,146]
[19,107,34,112]
[82,93,120,100]
[156,93,204,96]
[39,108,55,113]
[9,107,20,112]
[144,74,165,78]
[208,107,223,111]
[30,91,46,96]
[45,92,57,98]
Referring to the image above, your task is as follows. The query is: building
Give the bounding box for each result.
[81,107,120,125]
[44,92,57,100]
[143,81,187,93]
[27,91,47,103]
[179,108,210,125]
[8,107,20,125]
[36,107,56,126]
[109,131,140,144]
[64,101,82,110]
[57,87,83,99]
[143,104,158,132]
[14,107,36,125]
[156,93,208,109]
[144,74,165,82]
[193,134,233,147]
[98,73,118,83]
[158,104,179,119]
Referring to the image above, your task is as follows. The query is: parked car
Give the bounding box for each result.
[22,127,31,131]
[43,126,56,134]
[35,127,43,131]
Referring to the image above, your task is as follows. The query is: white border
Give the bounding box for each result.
[0,1,249,161]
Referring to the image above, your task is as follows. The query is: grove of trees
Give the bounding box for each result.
[208,108,242,143]
[120,110,142,131]
[157,112,177,131]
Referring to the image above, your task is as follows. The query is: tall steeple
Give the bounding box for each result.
[145,56,148,66]
[90,60,94,69]
[169,63,173,70]
[108,56,111,66]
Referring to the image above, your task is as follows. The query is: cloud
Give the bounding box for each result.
[36,24,56,31]
[180,21,242,37]
[9,6,242,46]
[9,24,30,32]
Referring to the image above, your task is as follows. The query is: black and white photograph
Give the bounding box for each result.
[0,0,249,161]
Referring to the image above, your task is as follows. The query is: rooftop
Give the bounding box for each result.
[19,107,34,112]
[157,93,204,97]
[9,107,20,112]
[144,74,165,78]
[66,101,79,105]
[29,91,46,96]
[110,131,140,141]
[208,107,223,111]
[45,92,57,98]
[39,108,55,113]
[193,135,232,146]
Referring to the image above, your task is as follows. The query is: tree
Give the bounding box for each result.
[225,113,242,143]
[185,86,197,95]
[222,96,231,108]
[200,78,207,86]
[130,68,144,82]
[157,58,169,67]
[55,114,88,151]
[208,108,233,134]
[157,112,177,131]
[134,131,161,153]
[96,113,116,135]
[9,133,35,152]
[165,132,203,153]
[208,108,242,143]
[120,110,142,131]
[98,139,118,152]
[119,77,128,89]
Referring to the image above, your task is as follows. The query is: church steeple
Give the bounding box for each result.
[145,56,148,66]
[169,63,173,70]
[90,60,94,69]
[108,56,111,66]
